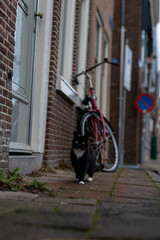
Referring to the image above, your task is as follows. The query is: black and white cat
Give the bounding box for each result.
[70,132,104,184]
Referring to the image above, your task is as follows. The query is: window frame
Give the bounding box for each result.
[77,0,90,100]
[95,12,102,107]
[102,34,109,117]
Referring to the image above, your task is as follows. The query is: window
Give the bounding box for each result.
[102,34,109,117]
[95,13,102,107]
[57,0,76,83]
[140,30,149,88]
[77,0,90,99]
[56,0,81,105]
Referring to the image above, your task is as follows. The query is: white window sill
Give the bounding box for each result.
[56,76,83,108]
[9,142,32,153]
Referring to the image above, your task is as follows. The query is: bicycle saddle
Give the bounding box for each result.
[82,95,92,105]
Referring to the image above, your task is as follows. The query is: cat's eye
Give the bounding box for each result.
[82,142,86,144]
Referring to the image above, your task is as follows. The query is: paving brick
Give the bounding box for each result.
[0,224,87,240]
[91,201,160,239]
[147,170,160,184]
[56,189,112,201]
[0,200,24,215]
[2,208,94,231]
[118,176,156,187]
[96,171,118,178]
[0,191,38,201]
[108,196,160,203]
[120,169,148,179]
[35,197,98,206]
[61,181,113,193]
[113,183,160,200]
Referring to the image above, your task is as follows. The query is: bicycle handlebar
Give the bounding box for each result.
[104,58,120,66]
[74,58,119,84]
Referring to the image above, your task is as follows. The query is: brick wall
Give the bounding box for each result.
[86,0,114,120]
[110,0,122,141]
[0,0,17,170]
[44,0,115,167]
[72,0,80,87]
[111,0,142,164]
[44,0,79,166]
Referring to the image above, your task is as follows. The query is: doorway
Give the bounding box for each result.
[10,0,38,153]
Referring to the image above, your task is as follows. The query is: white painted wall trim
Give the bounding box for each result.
[95,12,102,108]
[77,0,90,100]
[56,76,82,107]
[102,34,109,117]
[31,0,54,153]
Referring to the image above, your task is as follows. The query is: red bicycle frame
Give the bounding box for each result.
[85,72,106,142]
[74,58,119,142]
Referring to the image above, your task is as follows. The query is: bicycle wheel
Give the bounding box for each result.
[80,112,119,172]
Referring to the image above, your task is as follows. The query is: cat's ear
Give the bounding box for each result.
[84,132,89,139]
[73,131,78,138]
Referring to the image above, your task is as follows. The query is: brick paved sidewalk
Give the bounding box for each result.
[0,168,160,240]
[46,168,160,201]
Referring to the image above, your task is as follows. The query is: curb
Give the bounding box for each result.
[0,191,39,201]
[146,170,160,189]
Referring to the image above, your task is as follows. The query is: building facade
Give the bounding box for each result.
[110,0,158,165]
[0,0,17,171]
[0,0,115,173]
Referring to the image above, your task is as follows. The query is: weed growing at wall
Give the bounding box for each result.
[0,168,22,191]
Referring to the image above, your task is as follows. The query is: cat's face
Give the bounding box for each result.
[72,132,88,151]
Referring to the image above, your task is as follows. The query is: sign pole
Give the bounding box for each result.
[120,88,126,164]
[118,0,125,166]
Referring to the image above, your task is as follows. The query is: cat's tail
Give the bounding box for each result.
[95,163,105,171]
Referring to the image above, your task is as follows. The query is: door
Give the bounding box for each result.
[10,0,38,153]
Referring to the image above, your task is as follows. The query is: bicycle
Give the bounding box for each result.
[74,58,119,172]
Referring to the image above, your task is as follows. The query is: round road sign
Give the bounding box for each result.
[135,93,155,113]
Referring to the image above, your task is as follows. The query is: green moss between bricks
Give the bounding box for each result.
[87,211,99,237]
[144,170,160,192]
[87,199,102,237]
[109,168,123,196]
[53,205,60,212]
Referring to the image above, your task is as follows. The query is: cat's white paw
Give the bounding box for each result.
[87,177,93,182]
[79,181,85,184]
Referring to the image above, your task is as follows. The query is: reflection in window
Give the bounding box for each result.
[57,0,76,84]
[77,0,90,99]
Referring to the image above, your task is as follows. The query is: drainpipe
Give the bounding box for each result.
[118,0,125,165]
[156,1,160,108]
[157,0,160,75]
[154,0,160,160]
